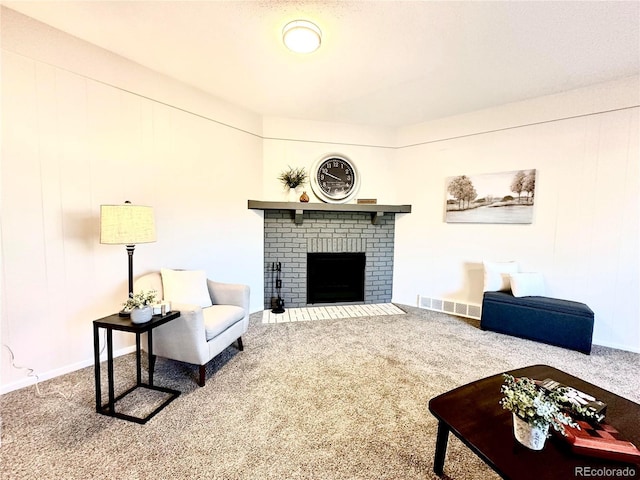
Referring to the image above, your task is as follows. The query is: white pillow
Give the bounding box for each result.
[161,269,213,308]
[510,272,546,297]
[483,261,519,292]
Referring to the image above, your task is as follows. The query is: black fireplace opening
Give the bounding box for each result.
[307,252,365,304]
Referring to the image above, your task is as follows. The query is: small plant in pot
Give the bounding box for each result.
[500,374,580,450]
[123,290,158,324]
[278,166,308,201]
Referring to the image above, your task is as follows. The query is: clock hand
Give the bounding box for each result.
[324,172,341,181]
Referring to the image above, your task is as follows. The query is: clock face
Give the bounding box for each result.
[311,155,360,203]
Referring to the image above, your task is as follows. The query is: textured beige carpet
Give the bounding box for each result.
[1,306,638,479]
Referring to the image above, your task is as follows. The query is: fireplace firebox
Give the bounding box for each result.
[307,253,366,304]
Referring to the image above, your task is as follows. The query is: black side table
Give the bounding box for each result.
[93,311,181,424]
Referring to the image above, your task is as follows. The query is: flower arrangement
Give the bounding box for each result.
[123,290,158,310]
[278,166,308,189]
[500,374,580,436]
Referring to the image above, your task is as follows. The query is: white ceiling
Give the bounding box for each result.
[4,1,640,128]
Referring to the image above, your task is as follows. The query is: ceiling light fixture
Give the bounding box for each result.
[283,20,321,54]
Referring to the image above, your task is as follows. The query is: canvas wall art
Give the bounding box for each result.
[445,169,536,224]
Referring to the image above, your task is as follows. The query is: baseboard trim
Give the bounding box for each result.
[1,345,137,395]
[592,339,640,354]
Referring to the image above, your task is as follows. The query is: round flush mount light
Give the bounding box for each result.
[283,20,322,54]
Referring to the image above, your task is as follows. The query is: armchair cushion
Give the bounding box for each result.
[203,305,246,341]
[161,268,213,308]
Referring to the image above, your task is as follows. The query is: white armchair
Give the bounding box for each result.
[134,270,250,386]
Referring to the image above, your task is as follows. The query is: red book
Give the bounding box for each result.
[561,420,640,464]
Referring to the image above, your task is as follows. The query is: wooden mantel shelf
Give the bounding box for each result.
[248,200,411,225]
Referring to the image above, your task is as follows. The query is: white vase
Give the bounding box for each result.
[287,187,299,202]
[512,413,548,450]
[130,306,153,324]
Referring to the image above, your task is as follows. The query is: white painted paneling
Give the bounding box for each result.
[393,97,639,352]
[397,76,640,148]
[1,22,263,392]
[1,52,52,371]
[586,109,639,350]
[614,110,640,351]
[36,62,67,321]
[262,118,398,204]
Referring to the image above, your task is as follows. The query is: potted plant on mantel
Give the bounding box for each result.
[500,374,582,450]
[123,290,158,324]
[278,166,308,202]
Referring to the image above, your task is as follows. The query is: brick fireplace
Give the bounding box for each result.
[262,209,398,309]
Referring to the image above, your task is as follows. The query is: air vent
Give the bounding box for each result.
[417,295,482,320]
[419,296,432,309]
[468,304,482,318]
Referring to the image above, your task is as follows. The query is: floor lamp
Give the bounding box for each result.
[100,201,156,316]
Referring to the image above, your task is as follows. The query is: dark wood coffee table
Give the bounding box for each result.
[428,365,640,479]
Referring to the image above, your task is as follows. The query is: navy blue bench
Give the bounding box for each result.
[480,291,594,354]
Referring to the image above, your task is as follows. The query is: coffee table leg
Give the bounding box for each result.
[433,420,450,476]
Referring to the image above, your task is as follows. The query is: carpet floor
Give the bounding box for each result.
[1,305,638,479]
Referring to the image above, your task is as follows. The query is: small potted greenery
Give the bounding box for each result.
[123,290,158,324]
[500,374,580,450]
[278,166,308,201]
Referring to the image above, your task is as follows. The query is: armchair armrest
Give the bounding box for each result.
[148,302,210,364]
[207,280,250,310]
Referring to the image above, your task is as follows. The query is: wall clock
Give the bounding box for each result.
[310,154,360,204]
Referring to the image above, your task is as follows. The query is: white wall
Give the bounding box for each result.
[393,77,639,352]
[261,117,399,204]
[1,8,264,393]
[261,82,640,354]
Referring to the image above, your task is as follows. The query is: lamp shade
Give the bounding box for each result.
[100,204,156,245]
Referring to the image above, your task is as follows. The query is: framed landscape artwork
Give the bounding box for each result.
[445,169,537,224]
